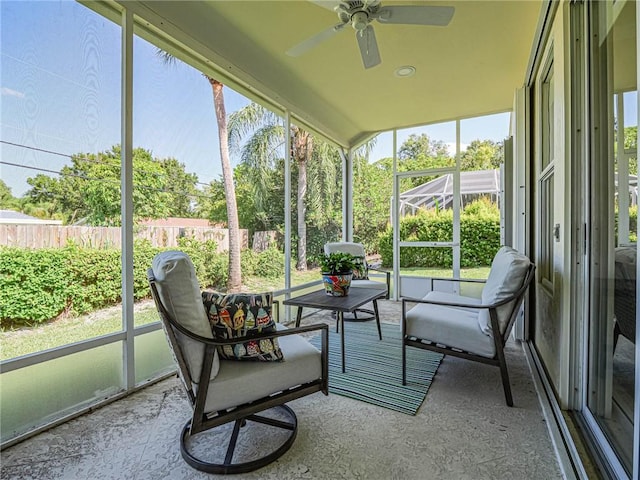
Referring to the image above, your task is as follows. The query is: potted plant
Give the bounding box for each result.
[319,252,357,297]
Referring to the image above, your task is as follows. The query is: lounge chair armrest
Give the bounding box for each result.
[369,267,391,281]
[368,266,388,274]
[402,296,490,309]
[402,274,531,310]
[427,276,487,284]
[165,316,327,346]
[368,267,391,298]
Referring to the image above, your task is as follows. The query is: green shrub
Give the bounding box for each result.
[255,248,285,278]
[65,245,122,314]
[0,247,71,324]
[0,240,166,326]
[176,237,225,288]
[377,200,501,268]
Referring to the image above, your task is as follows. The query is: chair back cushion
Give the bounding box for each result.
[325,242,368,279]
[479,246,531,335]
[151,251,220,382]
[202,291,284,361]
[614,246,637,342]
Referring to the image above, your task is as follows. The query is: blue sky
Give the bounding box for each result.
[1,1,252,197]
[5,1,634,200]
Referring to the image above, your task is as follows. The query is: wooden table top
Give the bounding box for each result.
[283,287,385,313]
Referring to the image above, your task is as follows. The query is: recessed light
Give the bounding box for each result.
[394,66,416,77]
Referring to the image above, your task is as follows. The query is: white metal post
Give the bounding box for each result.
[452,120,461,281]
[616,94,630,244]
[284,111,292,323]
[121,8,134,389]
[341,148,353,241]
[633,2,640,475]
[392,130,399,301]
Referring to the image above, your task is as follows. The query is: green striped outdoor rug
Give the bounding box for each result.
[310,321,443,415]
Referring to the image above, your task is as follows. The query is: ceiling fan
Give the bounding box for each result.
[286,0,455,69]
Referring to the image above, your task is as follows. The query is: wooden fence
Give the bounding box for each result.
[0,225,249,253]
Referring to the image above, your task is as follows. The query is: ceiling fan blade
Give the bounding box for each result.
[356,25,381,69]
[286,22,347,57]
[309,0,340,12]
[376,5,455,26]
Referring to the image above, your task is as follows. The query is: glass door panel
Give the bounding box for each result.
[587,1,637,475]
[531,17,565,398]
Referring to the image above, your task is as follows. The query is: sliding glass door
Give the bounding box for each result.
[586,1,637,476]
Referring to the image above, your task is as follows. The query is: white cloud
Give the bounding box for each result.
[1,87,25,98]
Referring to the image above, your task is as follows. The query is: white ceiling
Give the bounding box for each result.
[116,0,543,148]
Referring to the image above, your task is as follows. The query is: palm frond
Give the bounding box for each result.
[156,49,177,66]
[240,124,285,208]
[228,103,282,153]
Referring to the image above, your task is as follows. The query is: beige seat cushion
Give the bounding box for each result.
[200,325,323,413]
[351,279,388,291]
[405,302,495,358]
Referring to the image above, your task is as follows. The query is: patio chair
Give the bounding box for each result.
[148,251,328,474]
[324,241,390,320]
[614,246,636,349]
[401,246,535,406]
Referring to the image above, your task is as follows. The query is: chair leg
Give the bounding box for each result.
[496,347,513,407]
[402,341,407,386]
[401,302,406,386]
[613,322,621,351]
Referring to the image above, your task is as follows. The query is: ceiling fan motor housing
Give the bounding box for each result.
[337,1,381,29]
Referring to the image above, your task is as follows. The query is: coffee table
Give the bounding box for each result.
[284,287,385,372]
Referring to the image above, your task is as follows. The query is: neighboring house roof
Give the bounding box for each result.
[399,169,501,215]
[139,217,223,228]
[0,210,63,225]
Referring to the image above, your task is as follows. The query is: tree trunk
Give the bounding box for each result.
[294,131,312,270]
[209,77,242,291]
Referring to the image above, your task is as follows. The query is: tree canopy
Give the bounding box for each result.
[7,130,509,256]
[0,180,19,210]
[25,145,198,226]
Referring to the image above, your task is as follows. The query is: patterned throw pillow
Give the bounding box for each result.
[352,256,369,280]
[201,291,284,362]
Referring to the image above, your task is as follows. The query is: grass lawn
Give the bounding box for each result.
[1,266,490,361]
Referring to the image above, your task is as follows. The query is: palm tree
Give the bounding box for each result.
[158,52,242,290]
[229,104,319,270]
[229,103,376,270]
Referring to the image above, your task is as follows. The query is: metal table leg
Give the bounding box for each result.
[339,311,345,373]
[373,300,382,340]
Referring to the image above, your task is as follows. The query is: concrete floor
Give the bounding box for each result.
[1,300,565,480]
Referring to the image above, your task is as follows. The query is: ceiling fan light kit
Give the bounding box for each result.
[286,1,455,70]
